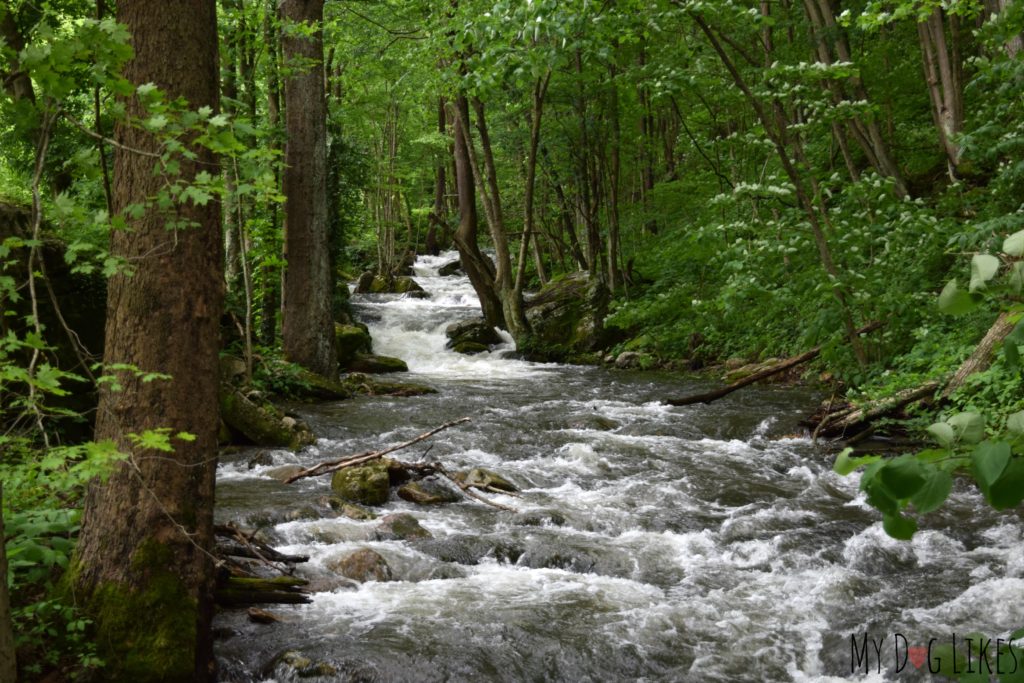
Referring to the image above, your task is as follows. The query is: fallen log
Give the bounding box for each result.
[667,321,882,406]
[941,312,1017,399]
[214,576,311,607]
[814,380,941,439]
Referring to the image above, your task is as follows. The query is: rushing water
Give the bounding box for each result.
[214,253,1024,683]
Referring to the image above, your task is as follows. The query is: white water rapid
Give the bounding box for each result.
[214,253,1024,683]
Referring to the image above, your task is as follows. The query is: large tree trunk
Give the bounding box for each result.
[451,94,504,329]
[261,0,281,345]
[71,2,222,680]
[425,96,447,256]
[280,0,337,376]
[0,484,15,683]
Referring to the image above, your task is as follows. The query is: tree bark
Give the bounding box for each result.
[918,6,965,176]
[425,96,447,256]
[280,0,337,376]
[261,0,281,345]
[0,3,35,103]
[942,312,1017,398]
[72,2,222,680]
[0,484,16,683]
[451,95,504,328]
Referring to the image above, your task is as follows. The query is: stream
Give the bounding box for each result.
[214,253,1024,682]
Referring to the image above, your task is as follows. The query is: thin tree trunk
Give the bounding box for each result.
[72,2,222,679]
[280,0,337,376]
[425,96,447,256]
[0,484,15,683]
[515,71,551,296]
[918,6,965,176]
[692,11,868,367]
[0,4,35,103]
[606,61,622,293]
[261,0,281,345]
[451,95,504,328]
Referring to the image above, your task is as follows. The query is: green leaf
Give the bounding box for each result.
[882,512,918,539]
[879,456,926,498]
[910,469,952,514]
[969,254,1001,292]
[1007,411,1024,435]
[971,441,1011,487]
[948,412,986,444]
[1004,229,1024,257]
[833,448,881,475]
[927,422,956,448]
[938,280,977,315]
[988,457,1024,510]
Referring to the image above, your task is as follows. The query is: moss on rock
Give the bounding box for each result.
[330,461,390,505]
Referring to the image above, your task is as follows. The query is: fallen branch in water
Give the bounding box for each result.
[666,321,883,407]
[390,458,519,513]
[283,417,471,484]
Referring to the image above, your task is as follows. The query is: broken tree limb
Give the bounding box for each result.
[667,321,883,406]
[815,380,942,439]
[284,417,471,484]
[941,311,1018,399]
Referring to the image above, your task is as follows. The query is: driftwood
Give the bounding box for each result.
[283,417,471,484]
[814,381,942,438]
[667,321,882,406]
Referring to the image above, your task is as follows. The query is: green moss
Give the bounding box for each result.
[81,540,199,682]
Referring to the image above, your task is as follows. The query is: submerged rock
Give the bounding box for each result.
[322,496,378,520]
[264,651,337,679]
[452,341,489,355]
[327,548,392,582]
[397,477,462,505]
[264,465,305,483]
[331,461,390,506]
[511,510,566,527]
[413,535,522,565]
[372,513,432,541]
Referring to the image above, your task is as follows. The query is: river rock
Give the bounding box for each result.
[511,510,566,527]
[614,351,641,369]
[397,477,461,505]
[438,259,462,276]
[327,548,392,582]
[335,323,373,366]
[264,651,337,679]
[246,450,275,469]
[413,535,522,565]
[354,270,375,293]
[445,318,503,349]
[331,461,390,505]
[347,353,408,374]
[566,415,620,431]
[451,341,489,355]
[453,467,519,493]
[372,513,432,541]
[321,496,378,520]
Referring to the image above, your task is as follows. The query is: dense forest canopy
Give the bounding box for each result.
[1,0,1023,679]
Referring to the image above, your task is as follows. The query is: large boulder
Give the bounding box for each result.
[354,273,425,295]
[372,513,432,541]
[445,318,503,350]
[335,323,372,366]
[331,461,390,505]
[397,477,461,505]
[327,548,392,582]
[523,272,611,360]
[347,354,408,374]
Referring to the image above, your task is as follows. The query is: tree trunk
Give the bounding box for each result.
[0,4,35,103]
[515,71,551,297]
[0,484,16,683]
[451,95,504,329]
[280,0,337,376]
[72,2,222,680]
[942,312,1017,398]
[918,6,965,176]
[261,0,281,345]
[425,96,447,256]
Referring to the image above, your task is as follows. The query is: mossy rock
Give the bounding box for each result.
[392,276,425,294]
[452,341,489,355]
[347,353,408,374]
[330,461,390,506]
[372,513,432,541]
[219,385,314,450]
[523,272,611,361]
[397,477,462,505]
[438,259,462,276]
[290,367,353,401]
[342,373,436,397]
[335,323,372,366]
[445,318,503,347]
[322,495,378,520]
